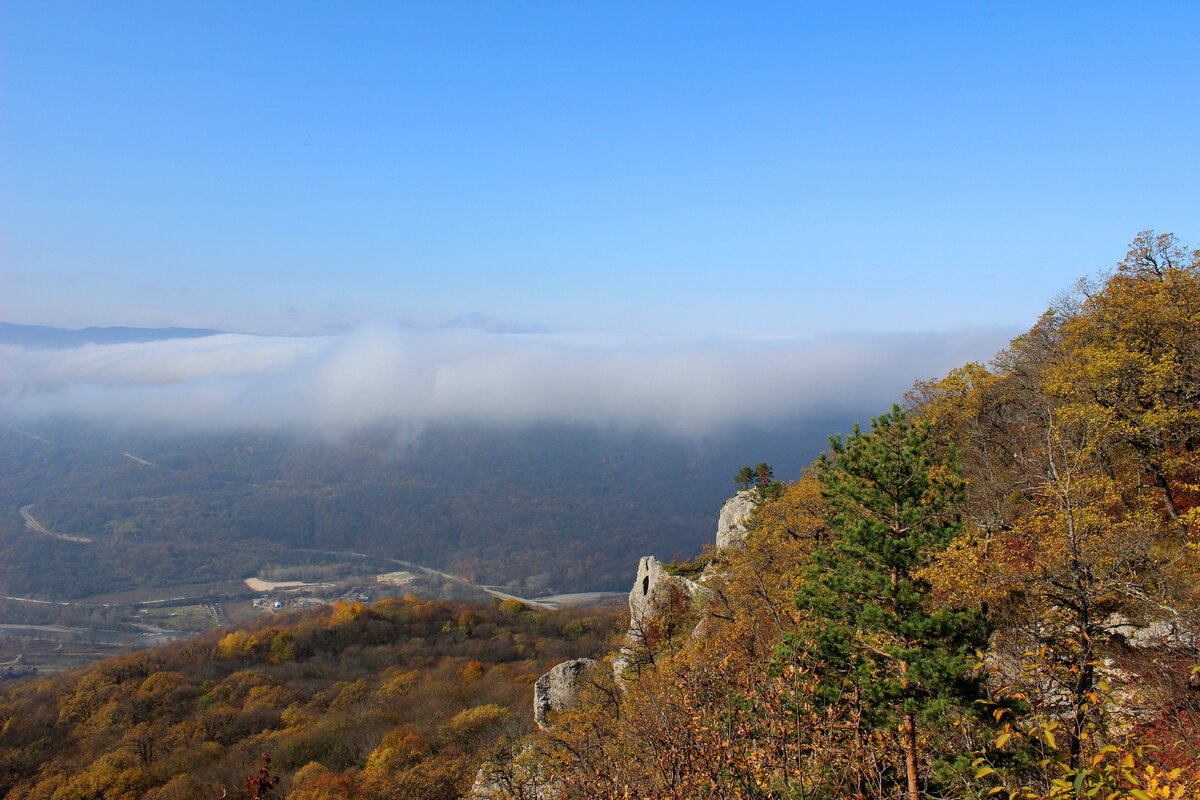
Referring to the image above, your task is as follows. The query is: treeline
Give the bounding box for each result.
[0,596,618,799]
[514,232,1200,799]
[0,599,133,631]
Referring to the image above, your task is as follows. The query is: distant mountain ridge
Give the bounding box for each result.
[0,322,226,348]
[0,316,546,347]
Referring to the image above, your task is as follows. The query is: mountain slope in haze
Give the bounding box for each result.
[0,419,837,601]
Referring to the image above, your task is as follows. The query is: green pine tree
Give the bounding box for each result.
[792,405,990,800]
[735,465,755,491]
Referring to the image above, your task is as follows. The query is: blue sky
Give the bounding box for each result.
[3,1,1197,337]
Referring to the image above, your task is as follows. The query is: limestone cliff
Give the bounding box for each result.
[470,490,758,799]
[715,488,757,549]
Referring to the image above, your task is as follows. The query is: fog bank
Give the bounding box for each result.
[0,325,1014,437]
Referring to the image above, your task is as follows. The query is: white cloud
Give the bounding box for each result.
[0,324,1015,436]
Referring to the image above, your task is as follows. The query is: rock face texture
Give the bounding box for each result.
[533,658,597,729]
[1105,615,1198,649]
[716,489,757,549]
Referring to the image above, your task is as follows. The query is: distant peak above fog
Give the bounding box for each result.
[444,314,549,335]
[0,322,228,349]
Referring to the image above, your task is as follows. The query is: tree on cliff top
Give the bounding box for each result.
[735,465,755,490]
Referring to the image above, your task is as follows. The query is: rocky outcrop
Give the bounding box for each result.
[1105,614,1198,649]
[534,658,597,729]
[471,742,563,800]
[627,556,704,628]
[473,496,736,795]
[612,556,713,679]
[610,493,755,679]
[471,660,597,798]
[716,489,757,549]
[983,615,1200,740]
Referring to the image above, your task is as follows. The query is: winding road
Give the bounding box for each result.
[19,505,92,544]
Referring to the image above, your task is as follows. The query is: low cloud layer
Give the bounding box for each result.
[0,325,1015,437]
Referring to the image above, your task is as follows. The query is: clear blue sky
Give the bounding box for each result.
[3,1,1197,336]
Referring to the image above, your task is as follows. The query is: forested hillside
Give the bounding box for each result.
[0,419,830,601]
[0,596,617,799]
[500,232,1200,799]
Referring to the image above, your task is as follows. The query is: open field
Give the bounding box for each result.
[243,577,335,592]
